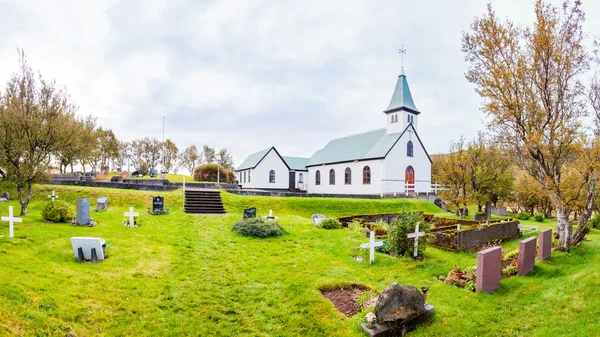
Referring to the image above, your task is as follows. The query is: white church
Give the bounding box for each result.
[236,69,432,196]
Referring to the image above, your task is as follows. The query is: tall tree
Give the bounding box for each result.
[162,139,178,173]
[463,1,589,250]
[0,49,78,215]
[433,137,470,218]
[217,148,234,170]
[202,145,216,164]
[179,145,200,175]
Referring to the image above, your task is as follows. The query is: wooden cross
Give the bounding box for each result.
[48,191,59,201]
[360,230,384,264]
[1,206,22,238]
[407,223,425,258]
[124,207,139,226]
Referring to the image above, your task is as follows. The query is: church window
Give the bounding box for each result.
[395,114,399,122]
[408,114,414,123]
[363,166,371,184]
[243,171,246,183]
[269,170,275,183]
[407,141,414,157]
[248,171,251,183]
[345,167,352,185]
[329,169,335,185]
[299,173,304,183]
[316,170,321,185]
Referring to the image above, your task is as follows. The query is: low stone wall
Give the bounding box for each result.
[47,180,180,191]
[228,190,381,199]
[431,221,520,252]
[337,213,403,226]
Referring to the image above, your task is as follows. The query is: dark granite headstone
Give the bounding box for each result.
[150,169,158,178]
[476,246,501,293]
[96,196,108,211]
[1,192,9,200]
[152,196,164,213]
[538,229,552,261]
[76,198,91,225]
[484,201,492,220]
[110,176,123,183]
[517,237,537,276]
[243,207,256,219]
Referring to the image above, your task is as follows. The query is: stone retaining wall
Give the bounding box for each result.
[431,221,520,252]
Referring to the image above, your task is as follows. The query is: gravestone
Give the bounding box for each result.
[150,169,158,178]
[484,201,492,219]
[76,198,91,225]
[1,192,9,200]
[243,207,256,219]
[110,176,123,183]
[96,196,108,211]
[312,214,326,227]
[152,196,164,213]
[433,198,442,208]
[517,237,537,276]
[494,207,507,216]
[360,231,384,264]
[476,246,501,293]
[406,223,425,258]
[538,229,552,261]
[1,206,22,238]
[70,237,106,262]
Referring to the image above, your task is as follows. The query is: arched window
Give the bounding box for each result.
[329,169,335,185]
[243,171,246,183]
[363,166,371,184]
[299,173,304,183]
[315,170,321,185]
[407,141,414,157]
[269,170,275,183]
[345,167,352,185]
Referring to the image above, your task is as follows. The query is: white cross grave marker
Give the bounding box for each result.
[457,224,461,231]
[48,190,59,201]
[124,207,139,226]
[407,223,425,258]
[1,206,22,238]
[360,230,384,264]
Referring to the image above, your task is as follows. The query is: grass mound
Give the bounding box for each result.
[318,218,342,229]
[232,217,288,238]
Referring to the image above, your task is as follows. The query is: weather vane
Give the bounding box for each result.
[399,45,407,73]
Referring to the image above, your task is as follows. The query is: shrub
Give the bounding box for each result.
[193,164,236,183]
[386,211,428,258]
[502,263,518,276]
[515,212,530,220]
[41,200,74,223]
[137,162,149,176]
[534,213,545,222]
[318,218,342,229]
[592,215,600,229]
[232,218,288,238]
[503,250,519,261]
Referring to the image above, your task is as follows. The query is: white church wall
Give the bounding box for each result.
[385,112,404,134]
[383,130,431,194]
[307,160,383,195]
[250,150,290,190]
[295,171,308,191]
[402,111,418,131]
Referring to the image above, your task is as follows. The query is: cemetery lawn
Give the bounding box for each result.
[0,185,598,336]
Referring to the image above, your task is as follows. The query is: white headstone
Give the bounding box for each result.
[1,206,22,238]
[48,190,59,201]
[312,214,326,227]
[124,207,139,226]
[407,223,425,258]
[360,231,384,264]
[70,237,105,261]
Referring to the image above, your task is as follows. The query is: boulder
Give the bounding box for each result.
[374,283,425,324]
[1,192,9,200]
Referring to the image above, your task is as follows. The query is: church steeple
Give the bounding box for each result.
[383,72,420,115]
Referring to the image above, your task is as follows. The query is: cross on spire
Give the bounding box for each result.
[399,45,407,74]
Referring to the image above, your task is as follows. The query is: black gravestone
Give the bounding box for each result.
[243,207,256,219]
[153,196,164,213]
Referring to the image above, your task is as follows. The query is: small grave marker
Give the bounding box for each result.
[243,207,256,219]
[76,198,92,226]
[1,206,22,238]
[71,237,106,262]
[152,196,164,213]
[407,223,425,257]
[360,230,384,264]
[517,237,537,276]
[48,190,59,201]
[124,207,139,226]
[312,214,326,227]
[96,196,108,211]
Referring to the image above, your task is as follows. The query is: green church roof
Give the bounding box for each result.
[282,156,310,171]
[236,148,271,171]
[384,73,420,114]
[306,128,402,167]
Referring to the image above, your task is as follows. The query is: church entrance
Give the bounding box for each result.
[405,166,415,192]
[289,172,296,190]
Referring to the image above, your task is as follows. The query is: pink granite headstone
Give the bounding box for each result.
[476,246,502,293]
[538,229,552,261]
[518,237,537,276]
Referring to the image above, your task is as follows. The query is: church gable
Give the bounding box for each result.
[383,124,432,163]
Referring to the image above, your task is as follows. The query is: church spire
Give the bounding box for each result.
[384,46,420,114]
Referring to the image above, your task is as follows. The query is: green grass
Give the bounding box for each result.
[0,184,598,336]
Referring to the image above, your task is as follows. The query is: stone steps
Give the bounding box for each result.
[184,189,226,214]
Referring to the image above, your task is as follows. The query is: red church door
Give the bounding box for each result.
[405,166,415,193]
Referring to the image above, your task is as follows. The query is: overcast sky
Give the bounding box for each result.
[1,0,599,167]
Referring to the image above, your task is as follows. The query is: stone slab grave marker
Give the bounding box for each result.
[243,207,256,219]
[518,237,537,276]
[152,196,164,213]
[360,231,384,264]
[538,229,552,261]
[96,196,108,211]
[48,190,59,201]
[1,206,22,238]
[124,207,139,226]
[312,214,326,227]
[476,246,502,293]
[70,237,106,262]
[76,198,93,226]
[406,223,425,258]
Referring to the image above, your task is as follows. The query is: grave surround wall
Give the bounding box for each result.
[431,221,520,252]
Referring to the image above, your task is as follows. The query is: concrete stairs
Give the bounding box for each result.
[184,189,226,214]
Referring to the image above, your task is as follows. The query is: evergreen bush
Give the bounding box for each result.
[515,212,530,220]
[592,215,600,229]
[232,218,288,238]
[318,218,342,229]
[193,164,236,183]
[533,213,545,222]
[386,211,429,257]
[41,200,74,223]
